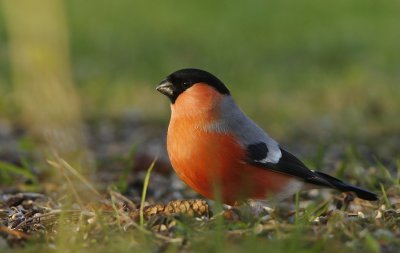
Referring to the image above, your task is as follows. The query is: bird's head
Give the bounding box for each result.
[156,68,230,104]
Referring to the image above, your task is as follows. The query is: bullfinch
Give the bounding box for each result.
[156,68,378,205]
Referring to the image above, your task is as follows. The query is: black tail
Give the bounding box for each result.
[312,171,378,201]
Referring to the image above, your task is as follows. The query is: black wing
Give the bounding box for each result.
[245,144,378,201]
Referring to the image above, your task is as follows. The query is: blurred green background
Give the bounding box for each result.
[1,0,399,138]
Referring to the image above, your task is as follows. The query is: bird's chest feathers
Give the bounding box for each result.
[167,84,226,160]
[167,114,245,197]
[167,92,244,178]
[167,112,227,165]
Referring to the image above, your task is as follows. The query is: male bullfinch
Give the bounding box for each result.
[156,68,378,205]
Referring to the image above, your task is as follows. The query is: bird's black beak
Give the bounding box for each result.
[156,80,175,97]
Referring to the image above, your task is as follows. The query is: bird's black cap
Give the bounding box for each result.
[156,68,230,103]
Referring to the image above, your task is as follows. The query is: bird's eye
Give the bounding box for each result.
[182,82,191,89]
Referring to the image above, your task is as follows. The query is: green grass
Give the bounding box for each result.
[140,157,157,227]
[65,0,400,137]
[2,139,399,253]
[1,0,400,136]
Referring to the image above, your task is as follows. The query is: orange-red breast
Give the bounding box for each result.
[156,68,378,205]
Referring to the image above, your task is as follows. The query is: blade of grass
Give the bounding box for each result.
[110,193,123,230]
[60,164,84,207]
[380,183,391,207]
[374,156,394,184]
[140,156,158,227]
[48,158,102,198]
[60,158,102,198]
[295,191,300,225]
[0,168,12,184]
[310,200,330,218]
[0,160,36,181]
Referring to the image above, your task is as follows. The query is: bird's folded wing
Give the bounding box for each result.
[245,143,333,187]
[245,143,378,201]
